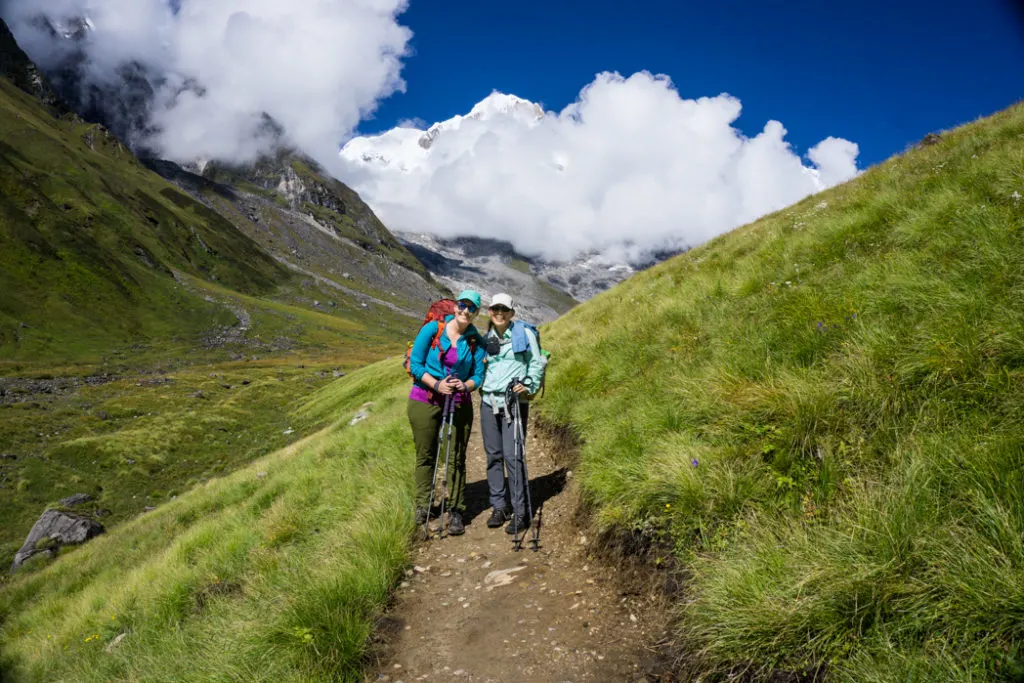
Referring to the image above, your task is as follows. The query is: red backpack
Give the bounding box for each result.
[403,299,479,382]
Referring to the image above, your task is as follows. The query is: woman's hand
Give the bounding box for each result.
[512,383,530,395]
[448,378,468,392]
[434,378,455,395]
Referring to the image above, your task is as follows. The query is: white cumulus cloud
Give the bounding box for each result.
[3,0,411,165]
[339,71,861,263]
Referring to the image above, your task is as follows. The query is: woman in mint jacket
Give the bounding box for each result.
[407,290,487,536]
[478,293,547,534]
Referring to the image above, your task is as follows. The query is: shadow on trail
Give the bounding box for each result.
[463,467,569,525]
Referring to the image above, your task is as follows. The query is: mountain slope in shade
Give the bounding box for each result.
[0,16,71,118]
[145,152,446,319]
[0,18,444,366]
[0,14,447,317]
[0,69,282,361]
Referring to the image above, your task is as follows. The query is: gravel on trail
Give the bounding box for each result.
[370,397,672,683]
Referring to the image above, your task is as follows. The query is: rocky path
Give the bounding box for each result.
[371,399,669,682]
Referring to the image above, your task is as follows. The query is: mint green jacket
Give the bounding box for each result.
[480,323,546,407]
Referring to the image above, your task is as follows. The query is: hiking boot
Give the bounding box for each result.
[448,510,465,536]
[505,514,530,534]
[414,506,427,526]
[486,507,509,528]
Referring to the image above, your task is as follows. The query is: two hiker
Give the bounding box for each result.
[405,290,546,536]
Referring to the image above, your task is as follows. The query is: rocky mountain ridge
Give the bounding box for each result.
[396,232,578,324]
[0,17,71,118]
[397,232,685,308]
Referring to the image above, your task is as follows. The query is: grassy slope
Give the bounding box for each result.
[0,68,423,573]
[0,75,291,364]
[536,103,1024,679]
[0,360,346,568]
[0,358,416,682]
[0,72,419,373]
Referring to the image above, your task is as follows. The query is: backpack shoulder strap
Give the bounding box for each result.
[431,319,446,349]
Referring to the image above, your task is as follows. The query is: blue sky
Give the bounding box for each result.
[365,0,1024,167]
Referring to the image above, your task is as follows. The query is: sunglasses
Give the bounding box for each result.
[456,301,478,314]
[489,306,512,314]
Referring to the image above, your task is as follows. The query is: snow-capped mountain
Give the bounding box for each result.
[338,78,859,294]
[418,92,544,150]
[341,92,544,172]
[39,15,93,41]
[340,90,673,301]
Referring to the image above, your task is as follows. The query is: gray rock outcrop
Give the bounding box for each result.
[59,493,93,507]
[10,509,104,572]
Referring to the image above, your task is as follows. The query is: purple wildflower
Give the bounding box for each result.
[691,458,699,467]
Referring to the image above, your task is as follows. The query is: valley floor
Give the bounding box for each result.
[370,397,672,683]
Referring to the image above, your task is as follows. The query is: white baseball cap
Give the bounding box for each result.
[489,293,514,310]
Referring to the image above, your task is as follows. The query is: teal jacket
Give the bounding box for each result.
[408,316,486,391]
[480,322,546,406]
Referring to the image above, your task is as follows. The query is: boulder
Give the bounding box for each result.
[349,402,374,426]
[10,509,104,572]
[59,493,93,507]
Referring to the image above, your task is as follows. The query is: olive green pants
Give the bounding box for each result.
[407,398,473,513]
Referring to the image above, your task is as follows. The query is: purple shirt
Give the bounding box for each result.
[409,345,470,407]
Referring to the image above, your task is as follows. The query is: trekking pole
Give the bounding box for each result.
[437,390,458,538]
[503,381,523,550]
[504,378,537,551]
[513,378,540,551]
[423,390,452,540]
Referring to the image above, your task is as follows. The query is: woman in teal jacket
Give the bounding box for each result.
[478,293,547,533]
[407,290,487,536]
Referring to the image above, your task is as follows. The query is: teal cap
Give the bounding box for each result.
[456,290,482,308]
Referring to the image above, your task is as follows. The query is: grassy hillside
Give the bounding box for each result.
[0,59,428,576]
[536,102,1024,679]
[0,65,436,371]
[0,358,416,682]
[0,73,293,364]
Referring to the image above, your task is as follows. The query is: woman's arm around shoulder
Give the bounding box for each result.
[467,331,487,391]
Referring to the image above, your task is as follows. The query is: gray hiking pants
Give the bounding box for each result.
[479,400,529,516]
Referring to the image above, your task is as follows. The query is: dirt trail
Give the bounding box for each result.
[370,398,669,683]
